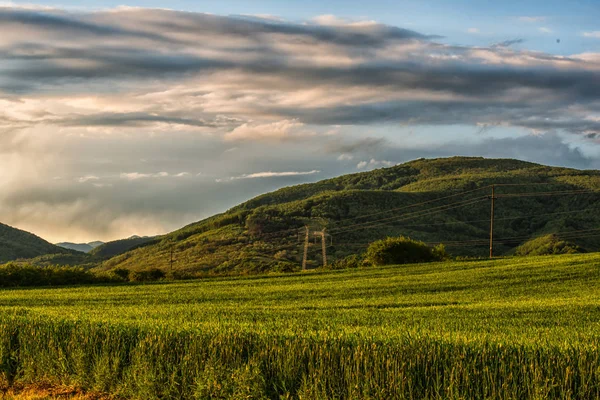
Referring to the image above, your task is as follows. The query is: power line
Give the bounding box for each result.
[496,189,600,198]
[253,183,600,252]
[325,185,491,225]
[329,197,488,235]
[352,206,599,231]
[330,230,600,250]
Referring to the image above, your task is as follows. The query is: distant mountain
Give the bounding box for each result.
[97,157,600,275]
[0,223,73,263]
[56,241,105,253]
[90,236,156,259]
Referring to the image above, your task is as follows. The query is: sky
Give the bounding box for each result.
[1,1,600,243]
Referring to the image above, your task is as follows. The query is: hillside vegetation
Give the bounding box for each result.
[89,235,155,258]
[97,157,600,275]
[2,253,600,398]
[0,223,73,263]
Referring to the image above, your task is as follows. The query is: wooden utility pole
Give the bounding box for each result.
[302,226,310,270]
[489,185,496,259]
[321,228,328,267]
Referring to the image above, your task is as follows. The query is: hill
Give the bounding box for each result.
[90,235,156,258]
[93,156,600,274]
[0,223,73,263]
[56,241,104,253]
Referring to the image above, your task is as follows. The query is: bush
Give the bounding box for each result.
[130,268,166,282]
[329,254,364,270]
[515,234,585,257]
[365,236,448,266]
[110,268,131,282]
[0,263,108,287]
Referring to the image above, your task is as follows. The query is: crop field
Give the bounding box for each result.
[1,254,600,399]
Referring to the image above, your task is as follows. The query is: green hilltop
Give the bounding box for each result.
[0,222,74,263]
[95,156,600,275]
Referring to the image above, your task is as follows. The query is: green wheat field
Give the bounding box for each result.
[2,253,600,399]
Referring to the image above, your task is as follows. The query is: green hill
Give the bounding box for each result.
[90,235,156,258]
[0,223,73,263]
[94,156,600,274]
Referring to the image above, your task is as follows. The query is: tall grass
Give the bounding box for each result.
[1,253,600,399]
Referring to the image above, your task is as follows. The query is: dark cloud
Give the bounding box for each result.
[144,10,433,46]
[325,137,389,154]
[491,39,525,48]
[60,112,217,128]
[0,7,598,138]
[0,9,175,43]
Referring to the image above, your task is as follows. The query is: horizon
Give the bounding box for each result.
[2,1,600,243]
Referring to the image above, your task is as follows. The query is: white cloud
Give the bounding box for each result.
[467,28,480,34]
[224,120,310,142]
[92,183,113,188]
[583,31,600,39]
[217,170,320,182]
[77,175,100,183]
[119,172,190,180]
[539,27,553,34]
[518,16,546,23]
[312,14,378,27]
[0,2,55,10]
[337,154,354,161]
[356,159,395,170]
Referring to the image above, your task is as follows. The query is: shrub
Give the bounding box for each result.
[0,263,107,287]
[271,261,300,273]
[110,268,131,282]
[515,234,585,257]
[365,236,448,266]
[130,268,166,282]
[330,254,364,270]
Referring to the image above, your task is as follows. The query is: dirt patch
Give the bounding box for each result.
[0,383,116,400]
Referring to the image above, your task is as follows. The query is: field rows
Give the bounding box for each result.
[1,254,600,398]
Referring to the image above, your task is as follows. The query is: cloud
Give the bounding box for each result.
[518,16,546,23]
[337,154,354,161]
[583,31,600,39]
[77,175,100,183]
[0,7,598,138]
[467,28,479,34]
[356,159,395,169]
[217,170,320,182]
[224,120,310,142]
[326,137,388,154]
[539,27,552,34]
[491,38,525,48]
[60,113,217,129]
[119,171,190,180]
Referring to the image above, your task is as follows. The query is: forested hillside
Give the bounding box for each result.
[90,236,156,258]
[97,157,600,275]
[0,223,73,263]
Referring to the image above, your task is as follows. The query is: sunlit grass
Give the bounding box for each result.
[1,253,600,398]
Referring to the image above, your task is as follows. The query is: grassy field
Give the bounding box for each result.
[1,253,600,399]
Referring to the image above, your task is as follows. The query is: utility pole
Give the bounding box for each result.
[302,226,310,271]
[170,245,174,271]
[489,185,496,259]
[321,228,328,267]
[301,226,329,270]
